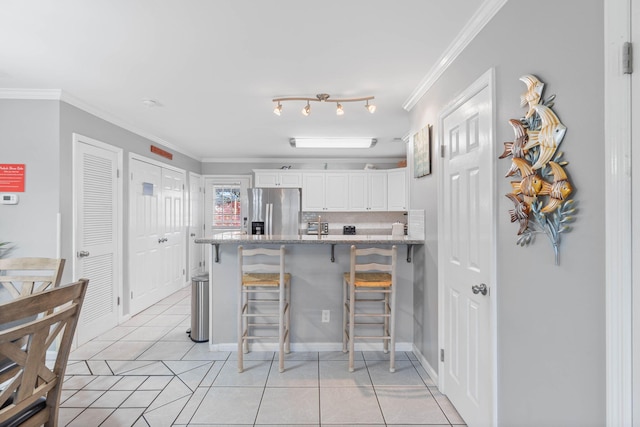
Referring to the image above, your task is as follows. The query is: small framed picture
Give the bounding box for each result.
[413,125,431,178]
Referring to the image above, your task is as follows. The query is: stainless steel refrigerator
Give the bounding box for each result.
[247,188,301,235]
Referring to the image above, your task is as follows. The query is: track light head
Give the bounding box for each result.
[302,102,311,116]
[365,99,376,113]
[336,103,344,116]
[273,102,282,116]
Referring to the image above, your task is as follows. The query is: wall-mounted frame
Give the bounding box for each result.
[413,124,431,178]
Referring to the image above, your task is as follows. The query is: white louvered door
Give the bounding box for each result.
[74,137,121,345]
[439,71,495,426]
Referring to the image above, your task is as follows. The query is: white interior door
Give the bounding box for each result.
[73,135,121,345]
[189,172,204,280]
[438,70,495,426]
[130,159,162,314]
[160,168,186,291]
[632,0,640,422]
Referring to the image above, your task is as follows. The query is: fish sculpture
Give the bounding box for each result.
[541,161,573,213]
[510,158,552,204]
[523,104,567,170]
[499,119,529,177]
[520,74,544,118]
[505,193,530,235]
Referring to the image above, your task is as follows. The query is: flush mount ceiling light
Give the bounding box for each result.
[273,93,375,116]
[289,138,377,149]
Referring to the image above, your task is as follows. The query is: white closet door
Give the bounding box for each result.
[189,173,204,280]
[160,168,186,293]
[74,138,120,344]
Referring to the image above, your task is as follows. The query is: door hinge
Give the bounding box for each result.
[183,269,185,275]
[131,172,134,181]
[117,296,120,306]
[440,145,446,158]
[623,42,633,74]
[440,349,445,362]
[131,291,134,299]
[117,169,120,178]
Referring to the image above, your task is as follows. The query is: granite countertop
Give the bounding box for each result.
[195,232,424,245]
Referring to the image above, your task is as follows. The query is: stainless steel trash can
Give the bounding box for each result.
[189,274,209,342]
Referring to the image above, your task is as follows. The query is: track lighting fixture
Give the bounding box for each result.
[272,93,375,116]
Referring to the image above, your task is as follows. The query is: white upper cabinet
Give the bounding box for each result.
[302,172,348,211]
[348,171,387,211]
[254,170,302,188]
[387,168,409,211]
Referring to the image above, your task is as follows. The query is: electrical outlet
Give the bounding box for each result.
[322,310,330,323]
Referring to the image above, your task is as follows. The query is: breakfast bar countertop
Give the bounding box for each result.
[195,232,425,245]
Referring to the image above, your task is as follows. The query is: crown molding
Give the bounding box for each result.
[201,157,406,164]
[0,88,199,160]
[402,0,508,111]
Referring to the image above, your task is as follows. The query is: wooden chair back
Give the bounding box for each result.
[348,245,397,287]
[0,258,65,299]
[0,278,88,427]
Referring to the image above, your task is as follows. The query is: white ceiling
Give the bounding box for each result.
[1,0,486,161]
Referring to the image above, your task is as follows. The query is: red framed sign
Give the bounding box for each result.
[0,164,26,192]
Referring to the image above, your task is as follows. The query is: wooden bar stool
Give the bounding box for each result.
[342,245,397,372]
[237,245,291,373]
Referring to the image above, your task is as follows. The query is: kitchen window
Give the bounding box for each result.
[204,176,251,233]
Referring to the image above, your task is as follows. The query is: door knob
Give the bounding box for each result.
[77,250,90,258]
[472,283,488,296]
[190,233,196,237]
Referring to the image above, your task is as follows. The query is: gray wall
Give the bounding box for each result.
[409,0,605,425]
[0,100,61,260]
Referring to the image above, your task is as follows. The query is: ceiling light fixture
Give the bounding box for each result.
[289,138,377,149]
[273,93,375,116]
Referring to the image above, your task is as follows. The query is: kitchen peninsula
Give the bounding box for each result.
[195,232,424,351]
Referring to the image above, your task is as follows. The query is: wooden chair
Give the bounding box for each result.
[342,245,397,372]
[0,278,88,427]
[237,245,291,373]
[0,258,65,300]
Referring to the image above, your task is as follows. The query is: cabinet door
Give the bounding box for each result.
[387,168,408,211]
[348,173,367,211]
[302,173,325,211]
[368,172,388,211]
[279,172,302,188]
[325,173,349,211]
[254,171,279,187]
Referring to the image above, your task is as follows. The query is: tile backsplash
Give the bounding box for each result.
[301,211,407,235]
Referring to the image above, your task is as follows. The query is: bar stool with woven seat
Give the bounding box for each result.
[237,245,291,373]
[342,245,397,372]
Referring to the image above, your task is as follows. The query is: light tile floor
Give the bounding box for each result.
[62,287,466,426]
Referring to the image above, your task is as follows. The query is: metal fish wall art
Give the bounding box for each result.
[500,74,577,265]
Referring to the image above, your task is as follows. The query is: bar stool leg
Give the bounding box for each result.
[278,278,285,373]
[389,284,396,373]
[383,292,390,353]
[285,279,291,354]
[342,277,348,353]
[238,285,244,373]
[348,281,356,372]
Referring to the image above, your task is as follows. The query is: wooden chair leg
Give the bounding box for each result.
[285,280,291,354]
[279,281,285,373]
[383,292,389,353]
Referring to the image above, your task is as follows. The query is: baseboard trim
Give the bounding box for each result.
[412,344,439,385]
